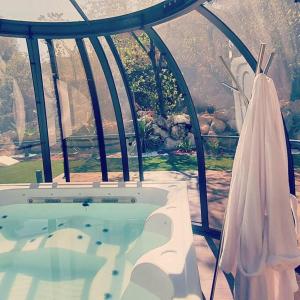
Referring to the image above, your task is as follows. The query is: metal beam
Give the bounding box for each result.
[46,39,71,182]
[26,37,53,182]
[69,0,90,22]
[89,36,130,181]
[146,28,209,229]
[105,36,144,181]
[0,0,205,38]
[76,38,108,181]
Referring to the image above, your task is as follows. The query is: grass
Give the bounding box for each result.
[0,154,235,184]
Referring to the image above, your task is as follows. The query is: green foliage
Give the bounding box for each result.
[205,138,221,157]
[113,33,185,116]
[138,117,153,152]
[0,154,235,183]
[177,138,194,153]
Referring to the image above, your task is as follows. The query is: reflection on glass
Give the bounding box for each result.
[0,0,82,22]
[154,11,254,228]
[84,38,123,181]
[0,37,43,183]
[100,37,140,179]
[54,39,100,182]
[205,0,300,195]
[77,0,163,20]
[39,40,64,180]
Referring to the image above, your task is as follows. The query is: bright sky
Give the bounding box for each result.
[0,0,163,22]
[0,0,81,21]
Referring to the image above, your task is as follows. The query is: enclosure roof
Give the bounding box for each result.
[0,0,204,38]
[0,0,164,22]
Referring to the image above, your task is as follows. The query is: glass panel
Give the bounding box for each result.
[206,1,300,199]
[154,11,255,228]
[77,0,163,20]
[0,0,81,22]
[0,37,44,183]
[54,39,100,182]
[100,37,139,180]
[84,38,122,181]
[39,39,64,181]
[113,30,203,220]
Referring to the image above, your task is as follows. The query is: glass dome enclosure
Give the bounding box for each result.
[0,0,299,236]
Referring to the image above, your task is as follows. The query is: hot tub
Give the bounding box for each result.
[0,181,202,300]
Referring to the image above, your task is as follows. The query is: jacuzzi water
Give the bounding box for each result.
[0,182,202,300]
[0,202,170,300]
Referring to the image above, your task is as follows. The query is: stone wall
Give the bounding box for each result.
[138,109,237,152]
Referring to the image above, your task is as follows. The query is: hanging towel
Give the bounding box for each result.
[219,74,300,300]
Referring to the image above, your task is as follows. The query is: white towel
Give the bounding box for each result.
[219,74,300,300]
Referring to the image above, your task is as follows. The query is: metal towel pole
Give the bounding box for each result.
[210,42,273,300]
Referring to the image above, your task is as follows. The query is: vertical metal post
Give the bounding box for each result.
[76,38,108,181]
[105,36,144,181]
[46,39,71,182]
[145,28,209,229]
[89,36,130,181]
[26,37,53,182]
[35,170,43,183]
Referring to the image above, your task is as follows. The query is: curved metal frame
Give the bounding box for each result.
[26,37,53,182]
[0,2,295,227]
[0,0,205,38]
[89,36,130,181]
[46,39,71,182]
[105,36,144,182]
[76,38,108,181]
[146,28,210,230]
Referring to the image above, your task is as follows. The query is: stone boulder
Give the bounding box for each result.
[152,124,169,139]
[200,124,210,135]
[208,129,216,136]
[227,120,237,132]
[214,108,235,122]
[164,137,182,150]
[168,114,190,127]
[198,113,214,126]
[147,134,164,150]
[155,116,169,130]
[211,118,226,134]
[170,124,188,140]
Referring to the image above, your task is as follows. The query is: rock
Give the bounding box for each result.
[155,116,169,129]
[168,114,190,126]
[214,108,234,122]
[147,135,164,150]
[211,118,226,134]
[170,124,188,140]
[200,124,210,135]
[142,114,154,124]
[227,120,237,132]
[152,124,169,139]
[186,132,195,147]
[208,129,216,136]
[164,137,182,150]
[198,113,214,126]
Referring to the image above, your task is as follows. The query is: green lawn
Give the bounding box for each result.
[2,153,300,184]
